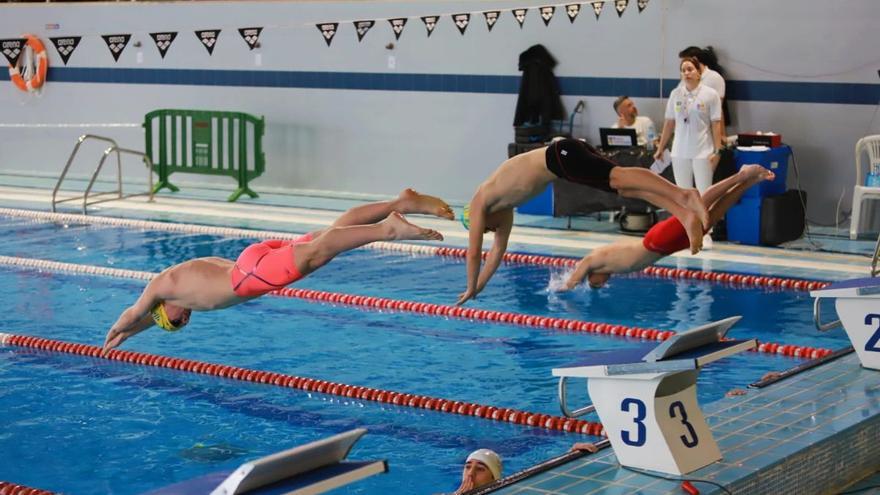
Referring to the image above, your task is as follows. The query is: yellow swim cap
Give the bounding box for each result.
[150,302,190,332]
[461,204,470,231]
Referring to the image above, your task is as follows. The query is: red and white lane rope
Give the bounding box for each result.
[0,208,829,291]
[0,333,605,437]
[0,481,55,495]
[0,255,833,360]
[272,287,832,360]
[433,247,830,292]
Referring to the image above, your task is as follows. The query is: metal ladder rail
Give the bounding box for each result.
[557,376,596,418]
[81,146,155,215]
[872,232,880,277]
[52,135,119,212]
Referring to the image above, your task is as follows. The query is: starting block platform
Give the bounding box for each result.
[553,317,756,475]
[812,276,880,370]
[143,428,386,495]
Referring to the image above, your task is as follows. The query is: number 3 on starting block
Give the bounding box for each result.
[589,371,721,475]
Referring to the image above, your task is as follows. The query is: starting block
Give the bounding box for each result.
[144,428,387,495]
[812,277,880,370]
[553,316,756,475]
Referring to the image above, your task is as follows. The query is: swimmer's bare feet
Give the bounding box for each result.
[683,188,710,230]
[397,188,455,220]
[384,211,444,241]
[739,164,776,185]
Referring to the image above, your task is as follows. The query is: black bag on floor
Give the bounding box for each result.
[760,189,806,246]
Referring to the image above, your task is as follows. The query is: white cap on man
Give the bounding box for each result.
[466,449,502,481]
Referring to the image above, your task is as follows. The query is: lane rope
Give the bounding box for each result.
[0,481,55,495]
[0,255,833,360]
[0,333,606,437]
[0,208,831,292]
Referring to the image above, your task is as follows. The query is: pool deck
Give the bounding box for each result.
[1,175,879,494]
[491,352,880,495]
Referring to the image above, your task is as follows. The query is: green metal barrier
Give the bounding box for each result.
[144,109,266,202]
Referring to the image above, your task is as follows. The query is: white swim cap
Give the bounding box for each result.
[466,449,502,481]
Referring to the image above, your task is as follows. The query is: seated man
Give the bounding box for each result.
[562,164,774,290]
[102,189,454,352]
[456,138,709,305]
[611,95,657,148]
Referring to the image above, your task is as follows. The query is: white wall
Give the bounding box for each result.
[0,0,877,226]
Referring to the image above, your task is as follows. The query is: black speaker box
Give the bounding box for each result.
[760,189,806,246]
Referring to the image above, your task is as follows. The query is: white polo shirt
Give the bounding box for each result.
[665,83,722,159]
[612,115,656,147]
[701,68,725,99]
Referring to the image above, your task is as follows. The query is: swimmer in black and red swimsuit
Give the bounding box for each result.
[560,164,775,290]
[544,138,619,193]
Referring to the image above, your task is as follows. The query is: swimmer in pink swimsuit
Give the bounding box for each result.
[103,189,454,352]
[231,234,315,298]
[561,165,775,290]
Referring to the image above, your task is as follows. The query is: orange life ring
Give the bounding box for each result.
[8,34,48,92]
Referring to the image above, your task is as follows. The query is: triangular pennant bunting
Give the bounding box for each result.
[101,34,131,62]
[483,11,500,31]
[0,38,27,67]
[421,16,439,37]
[389,18,407,40]
[353,20,374,42]
[316,23,338,46]
[540,6,556,26]
[590,1,605,19]
[49,36,81,65]
[565,4,582,22]
[195,29,220,55]
[149,32,177,59]
[512,9,528,28]
[452,13,470,35]
[637,0,649,12]
[238,27,262,50]
[615,0,629,17]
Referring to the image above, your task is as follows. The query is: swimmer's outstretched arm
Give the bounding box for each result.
[562,251,604,291]
[102,276,168,353]
[458,199,489,306]
[472,210,513,296]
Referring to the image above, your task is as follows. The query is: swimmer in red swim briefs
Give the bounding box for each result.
[560,164,775,290]
[102,189,454,352]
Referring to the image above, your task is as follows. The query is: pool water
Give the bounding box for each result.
[0,216,848,494]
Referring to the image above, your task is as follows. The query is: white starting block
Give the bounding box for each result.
[143,428,387,495]
[553,316,756,475]
[812,277,880,370]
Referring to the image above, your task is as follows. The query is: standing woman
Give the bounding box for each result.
[654,56,723,247]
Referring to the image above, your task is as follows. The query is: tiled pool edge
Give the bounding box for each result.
[725,414,880,494]
[491,354,880,494]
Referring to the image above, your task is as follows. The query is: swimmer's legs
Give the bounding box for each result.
[616,185,705,254]
[294,212,443,276]
[330,189,454,228]
[703,165,775,225]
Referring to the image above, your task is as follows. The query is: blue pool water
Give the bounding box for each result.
[0,216,849,494]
